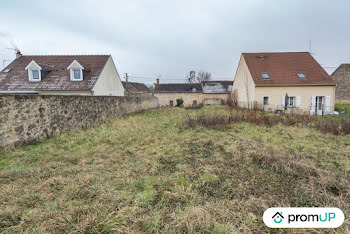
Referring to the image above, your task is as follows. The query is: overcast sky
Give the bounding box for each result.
[0,0,349,84]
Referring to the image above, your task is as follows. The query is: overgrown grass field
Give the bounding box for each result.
[1,106,349,233]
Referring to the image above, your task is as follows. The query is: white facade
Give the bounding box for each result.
[92,57,124,96]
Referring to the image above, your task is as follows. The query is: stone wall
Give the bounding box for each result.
[331,64,350,104]
[0,95,159,149]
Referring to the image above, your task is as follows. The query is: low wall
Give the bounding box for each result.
[336,99,350,105]
[0,95,159,149]
[154,93,229,107]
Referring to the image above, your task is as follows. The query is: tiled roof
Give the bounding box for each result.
[202,80,233,93]
[155,83,202,93]
[122,81,150,93]
[0,55,110,91]
[242,52,335,86]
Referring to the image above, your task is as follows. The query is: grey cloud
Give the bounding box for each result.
[0,0,350,82]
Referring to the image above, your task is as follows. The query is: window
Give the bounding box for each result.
[25,60,42,82]
[73,69,81,80]
[288,97,295,107]
[316,96,323,111]
[169,100,174,107]
[193,100,198,106]
[261,72,270,80]
[263,96,269,105]
[67,60,84,81]
[192,88,197,92]
[297,72,306,79]
[32,70,40,80]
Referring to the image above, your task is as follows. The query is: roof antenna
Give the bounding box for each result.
[6,47,22,58]
[2,59,9,68]
[309,40,312,54]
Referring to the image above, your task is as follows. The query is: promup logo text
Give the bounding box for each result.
[263,208,344,228]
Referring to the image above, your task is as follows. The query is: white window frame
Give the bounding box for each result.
[288,96,295,107]
[25,60,42,82]
[316,96,323,111]
[73,69,81,80]
[32,70,40,80]
[67,60,84,81]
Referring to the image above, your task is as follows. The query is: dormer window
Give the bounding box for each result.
[67,60,84,81]
[25,60,42,82]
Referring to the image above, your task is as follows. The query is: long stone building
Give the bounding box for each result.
[154,79,233,107]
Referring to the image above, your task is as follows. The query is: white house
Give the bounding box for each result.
[232,52,335,115]
[0,52,124,96]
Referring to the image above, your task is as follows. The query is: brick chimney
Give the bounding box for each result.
[16,50,22,59]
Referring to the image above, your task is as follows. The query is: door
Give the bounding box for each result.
[316,96,323,115]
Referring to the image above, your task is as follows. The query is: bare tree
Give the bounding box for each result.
[196,70,212,82]
[227,89,238,107]
[186,70,196,83]
[243,72,251,109]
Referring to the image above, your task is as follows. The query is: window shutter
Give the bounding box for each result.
[325,96,331,114]
[296,96,301,107]
[281,96,285,108]
[310,96,316,115]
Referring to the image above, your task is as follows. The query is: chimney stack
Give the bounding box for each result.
[16,50,22,59]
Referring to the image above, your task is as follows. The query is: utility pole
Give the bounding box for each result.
[309,40,312,54]
[125,73,128,83]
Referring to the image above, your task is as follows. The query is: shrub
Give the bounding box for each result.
[182,106,350,136]
[341,120,350,134]
[226,91,238,107]
[335,104,350,113]
[226,106,350,136]
[176,98,184,107]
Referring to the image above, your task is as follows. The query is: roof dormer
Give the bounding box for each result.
[25,60,42,82]
[67,60,84,81]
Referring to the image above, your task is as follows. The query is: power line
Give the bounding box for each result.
[126,75,233,81]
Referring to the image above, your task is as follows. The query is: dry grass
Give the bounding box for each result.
[0,106,350,233]
[226,107,350,135]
